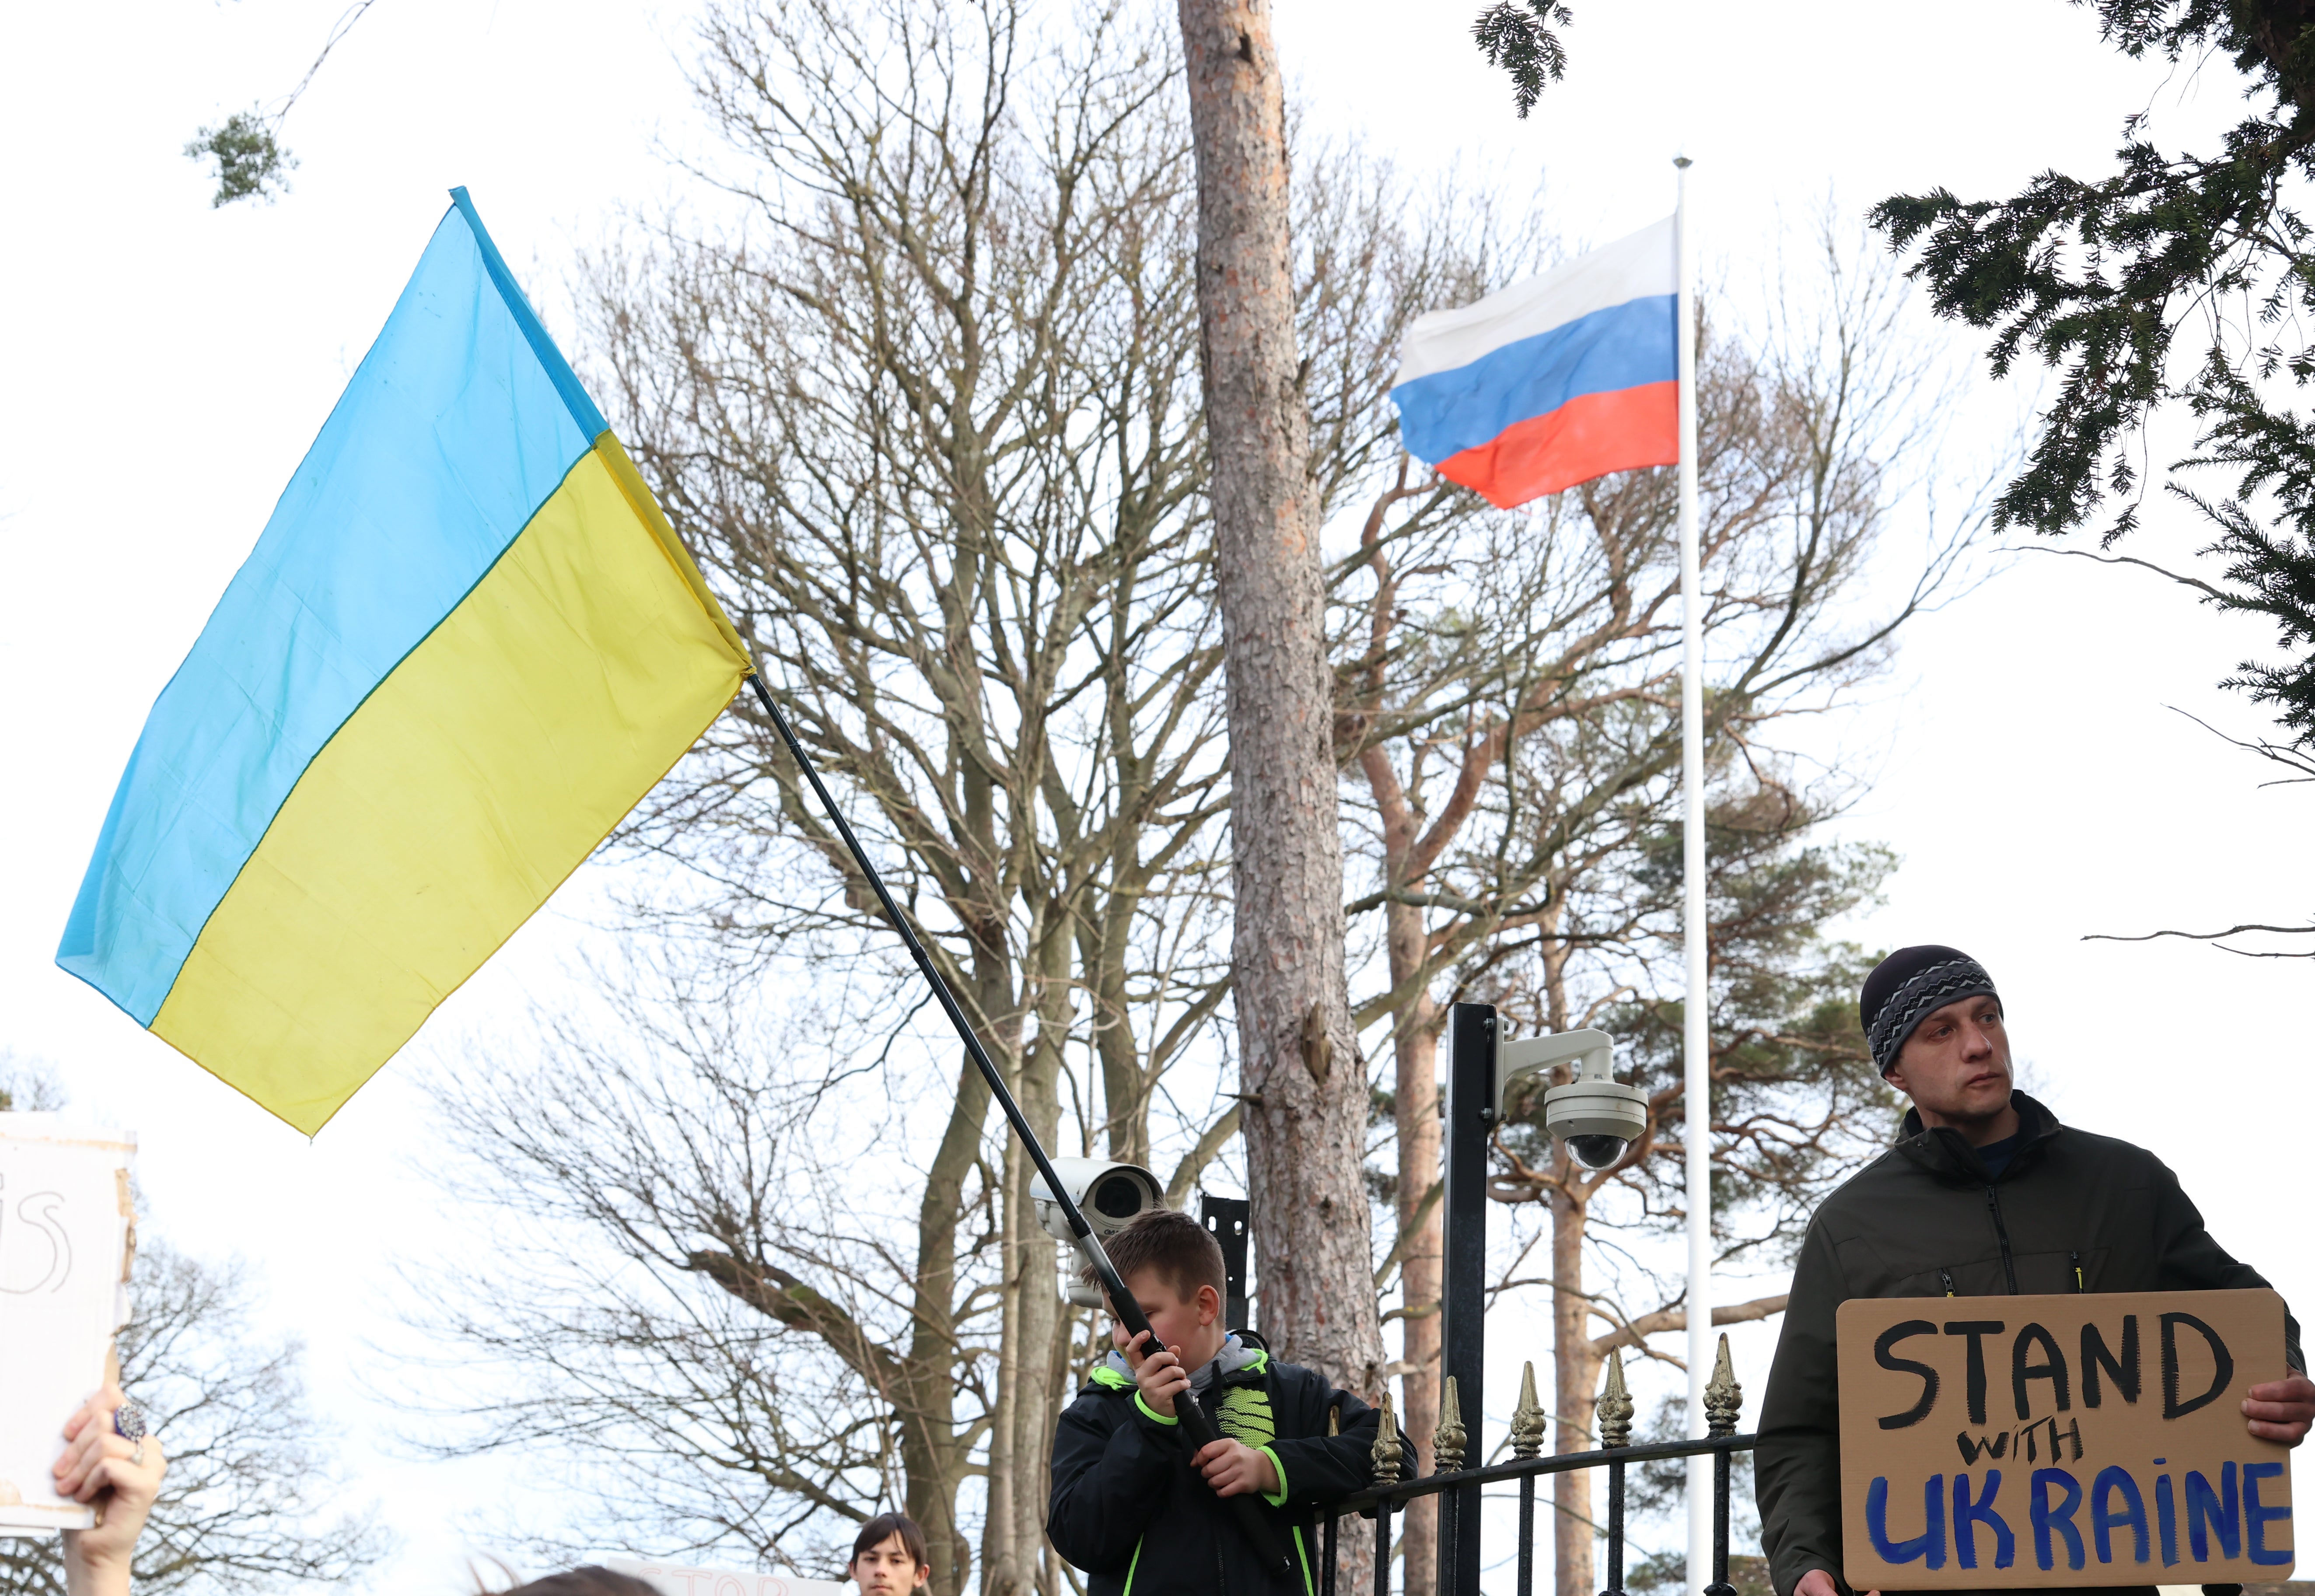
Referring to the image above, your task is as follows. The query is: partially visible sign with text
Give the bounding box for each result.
[1837,1289,2294,1589]
[604,1556,849,1596]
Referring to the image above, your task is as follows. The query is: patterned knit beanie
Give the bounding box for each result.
[1860,945,1999,1076]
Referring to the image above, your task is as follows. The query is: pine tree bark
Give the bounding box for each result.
[1175,0,1381,1397]
[1389,1005,1444,1583]
[1543,935,1602,1596]
[1552,1182,1602,1596]
[1358,732,1447,1582]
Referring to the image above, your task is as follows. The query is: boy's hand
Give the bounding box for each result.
[1123,1330,1190,1419]
[1192,1438,1278,1499]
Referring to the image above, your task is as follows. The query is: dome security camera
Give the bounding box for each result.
[1031,1158,1165,1307]
[1496,1028,1649,1172]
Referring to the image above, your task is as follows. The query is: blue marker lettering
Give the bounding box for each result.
[2245,1461,2291,1568]
[2091,1466,2150,1565]
[2032,1468,2087,1572]
[1867,1474,1948,1569]
[1953,1470,2015,1570]
[2186,1462,2240,1561]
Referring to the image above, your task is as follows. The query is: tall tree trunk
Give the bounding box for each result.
[1010,945,1074,1596]
[1551,1182,1602,1596]
[984,1135,1026,1596]
[905,1051,993,1596]
[1176,0,1380,1388]
[1391,1000,1444,1589]
[984,944,1072,1596]
[1542,930,1601,1596]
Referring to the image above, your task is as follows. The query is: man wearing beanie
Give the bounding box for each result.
[1754,945,2314,1596]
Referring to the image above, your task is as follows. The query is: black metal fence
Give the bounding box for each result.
[1317,1336,1755,1596]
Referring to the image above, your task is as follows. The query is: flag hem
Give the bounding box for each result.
[594,433,753,669]
[448,185,610,442]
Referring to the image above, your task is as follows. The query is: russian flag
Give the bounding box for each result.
[1391,217,1678,508]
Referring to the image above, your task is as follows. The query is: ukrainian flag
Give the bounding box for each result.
[57,189,750,1135]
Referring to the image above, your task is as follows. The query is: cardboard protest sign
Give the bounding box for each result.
[1837,1289,2294,1589]
[0,1116,136,1536]
[603,1555,848,1596]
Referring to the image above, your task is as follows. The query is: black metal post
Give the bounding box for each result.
[1435,1481,1457,1596]
[1441,1002,1494,1596]
[1516,1475,1535,1596]
[1604,1458,1626,1596]
[1706,1450,1735,1596]
[1376,1498,1395,1596]
[1322,1510,1339,1596]
[1200,1193,1252,1332]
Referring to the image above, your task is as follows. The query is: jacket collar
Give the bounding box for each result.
[1893,1089,2061,1186]
[1091,1330,1269,1393]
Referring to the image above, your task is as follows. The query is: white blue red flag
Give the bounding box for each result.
[1391,217,1678,508]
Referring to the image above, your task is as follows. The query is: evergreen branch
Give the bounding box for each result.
[1471,1,1572,118]
[183,1,382,206]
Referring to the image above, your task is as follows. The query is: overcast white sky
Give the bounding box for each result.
[2,0,2308,1587]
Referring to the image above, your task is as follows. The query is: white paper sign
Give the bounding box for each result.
[603,1555,851,1596]
[0,1116,136,1535]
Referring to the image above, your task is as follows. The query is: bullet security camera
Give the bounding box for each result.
[1497,1027,1649,1172]
[1030,1158,1165,1307]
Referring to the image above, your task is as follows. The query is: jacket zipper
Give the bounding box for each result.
[2071,1250,2084,1292]
[1985,1185,2018,1293]
[1938,1268,1957,1296]
[1210,1384,1229,1596]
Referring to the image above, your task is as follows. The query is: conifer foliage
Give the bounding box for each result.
[1872,1,2315,742]
[1472,1,1574,118]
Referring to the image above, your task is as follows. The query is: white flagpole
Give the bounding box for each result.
[1675,153,1713,1596]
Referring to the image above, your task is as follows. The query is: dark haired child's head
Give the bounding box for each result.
[848,1513,930,1596]
[1081,1208,1229,1371]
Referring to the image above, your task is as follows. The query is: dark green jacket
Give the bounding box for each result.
[1047,1332,1388,1596]
[1755,1092,2302,1596]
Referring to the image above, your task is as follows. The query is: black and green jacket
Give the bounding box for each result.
[1755,1092,2303,1596]
[1047,1331,1391,1596]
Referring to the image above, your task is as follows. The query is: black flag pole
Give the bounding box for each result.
[743,672,1296,1576]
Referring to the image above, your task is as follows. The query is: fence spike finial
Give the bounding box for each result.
[1510,1359,1546,1460]
[1371,1386,1405,1483]
[1433,1373,1468,1473]
[1705,1331,1743,1437]
[1596,1346,1636,1449]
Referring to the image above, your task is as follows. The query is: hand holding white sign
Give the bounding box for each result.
[56,1385,166,1596]
[0,1115,136,1536]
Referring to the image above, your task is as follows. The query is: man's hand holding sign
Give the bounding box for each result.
[1757,947,2308,1596]
[2248,1376,2315,1446]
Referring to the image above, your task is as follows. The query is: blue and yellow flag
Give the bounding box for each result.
[57,189,750,1134]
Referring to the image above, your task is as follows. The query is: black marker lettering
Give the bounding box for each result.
[2159,1312,2234,1420]
[1877,1320,1942,1429]
[1956,1431,2011,1466]
[2081,1315,2140,1408]
[2012,1322,2071,1419]
[1946,1320,2006,1425]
